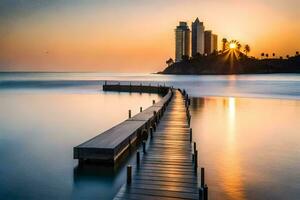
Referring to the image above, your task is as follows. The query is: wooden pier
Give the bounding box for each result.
[114,89,207,200]
[73,83,208,199]
[73,84,171,164]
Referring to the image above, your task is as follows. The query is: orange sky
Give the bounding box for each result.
[0,0,299,72]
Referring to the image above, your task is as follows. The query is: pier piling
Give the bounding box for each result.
[201,167,205,188]
[127,165,132,184]
[142,141,146,153]
[136,151,140,165]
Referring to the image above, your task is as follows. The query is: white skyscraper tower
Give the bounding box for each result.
[192,18,205,56]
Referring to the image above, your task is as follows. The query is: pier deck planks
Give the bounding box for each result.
[114,90,199,200]
[73,86,172,164]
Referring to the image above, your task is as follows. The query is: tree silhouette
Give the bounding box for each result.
[166,58,174,66]
[182,55,189,61]
[243,45,250,56]
[286,55,290,59]
[296,51,299,56]
[222,38,228,52]
[272,53,275,57]
[261,53,265,59]
[237,43,242,51]
[266,53,269,58]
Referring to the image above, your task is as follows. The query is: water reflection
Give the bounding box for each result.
[0,91,161,200]
[221,97,246,200]
[191,96,300,200]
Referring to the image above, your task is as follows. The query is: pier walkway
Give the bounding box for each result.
[114,90,202,200]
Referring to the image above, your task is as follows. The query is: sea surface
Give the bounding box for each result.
[0,72,300,200]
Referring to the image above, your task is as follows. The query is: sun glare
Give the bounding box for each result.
[229,43,237,49]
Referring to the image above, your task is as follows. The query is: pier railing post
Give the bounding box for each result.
[127,165,132,184]
[128,110,131,118]
[142,141,146,153]
[203,184,208,200]
[136,151,140,166]
[190,128,192,142]
[153,111,157,123]
[201,167,205,188]
[194,150,198,172]
[140,107,142,112]
[153,100,155,105]
[150,127,153,138]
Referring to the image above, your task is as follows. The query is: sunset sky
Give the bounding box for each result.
[0,0,299,72]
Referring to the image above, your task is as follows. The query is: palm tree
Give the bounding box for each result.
[266,53,269,58]
[243,45,250,56]
[237,43,242,51]
[261,53,265,59]
[222,38,228,52]
[296,51,299,56]
[166,58,174,66]
[272,53,275,58]
[286,55,290,59]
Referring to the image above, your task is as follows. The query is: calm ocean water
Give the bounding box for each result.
[0,72,300,200]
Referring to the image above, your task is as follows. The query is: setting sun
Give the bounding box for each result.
[229,43,237,49]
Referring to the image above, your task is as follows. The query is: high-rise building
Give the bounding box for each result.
[204,30,212,54]
[212,34,218,53]
[175,22,191,62]
[204,31,218,54]
[191,18,205,56]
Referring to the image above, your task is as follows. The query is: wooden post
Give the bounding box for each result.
[150,127,153,138]
[194,150,198,172]
[142,141,146,153]
[203,184,208,200]
[190,128,192,142]
[193,142,197,153]
[140,107,142,112]
[153,100,155,105]
[201,167,205,188]
[128,110,131,118]
[153,111,157,123]
[136,151,140,165]
[127,165,132,184]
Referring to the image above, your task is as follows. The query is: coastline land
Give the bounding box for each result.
[160,53,300,75]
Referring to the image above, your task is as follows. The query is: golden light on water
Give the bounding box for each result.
[221,97,246,200]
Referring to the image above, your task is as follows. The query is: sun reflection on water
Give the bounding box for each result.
[220,97,246,200]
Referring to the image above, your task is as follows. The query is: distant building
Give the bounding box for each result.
[175,22,191,62]
[191,18,205,56]
[204,31,218,54]
[204,30,212,54]
[212,34,218,53]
